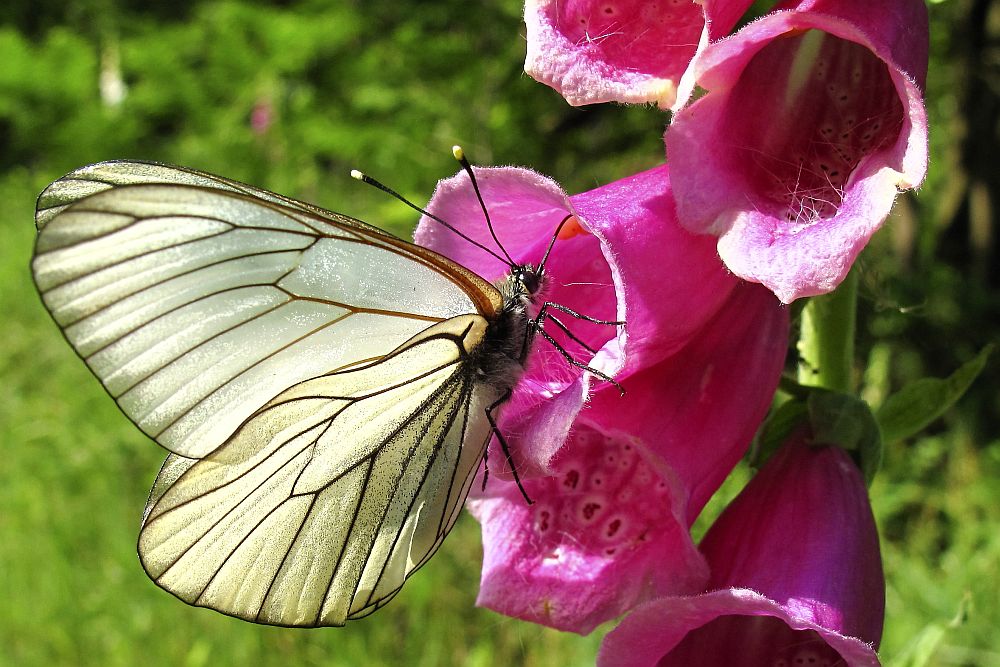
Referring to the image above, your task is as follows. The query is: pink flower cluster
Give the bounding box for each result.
[530,0,928,303]
[413,0,927,664]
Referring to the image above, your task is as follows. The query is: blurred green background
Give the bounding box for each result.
[1,1,997,665]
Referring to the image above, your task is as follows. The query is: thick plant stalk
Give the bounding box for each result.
[797,267,858,392]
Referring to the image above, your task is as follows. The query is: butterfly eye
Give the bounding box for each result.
[519,267,542,295]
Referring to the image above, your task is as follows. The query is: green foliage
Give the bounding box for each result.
[885,594,970,667]
[877,345,993,445]
[1,1,997,665]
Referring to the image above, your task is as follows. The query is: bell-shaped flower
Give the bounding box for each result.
[667,0,929,303]
[523,0,755,108]
[419,164,790,633]
[472,281,788,634]
[471,419,712,634]
[598,434,885,666]
[415,163,741,475]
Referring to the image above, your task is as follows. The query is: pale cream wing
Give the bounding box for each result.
[36,160,385,233]
[32,163,503,459]
[138,316,497,627]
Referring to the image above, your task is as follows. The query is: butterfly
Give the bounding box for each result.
[31,153,620,627]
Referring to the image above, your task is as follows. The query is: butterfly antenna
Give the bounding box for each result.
[350,169,509,266]
[537,213,575,274]
[452,146,516,267]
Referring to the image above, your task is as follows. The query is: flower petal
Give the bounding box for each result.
[598,590,881,667]
[668,4,929,302]
[570,165,740,374]
[587,280,789,520]
[415,166,574,281]
[470,420,709,634]
[524,0,755,108]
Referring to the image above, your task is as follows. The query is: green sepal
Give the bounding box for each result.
[807,390,882,486]
[750,398,809,467]
[876,345,992,444]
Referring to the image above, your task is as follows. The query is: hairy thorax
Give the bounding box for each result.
[473,265,547,391]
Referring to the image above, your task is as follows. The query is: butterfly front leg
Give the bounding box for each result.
[531,302,625,394]
[482,387,534,505]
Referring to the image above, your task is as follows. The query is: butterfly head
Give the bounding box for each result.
[493,263,547,324]
[512,263,544,298]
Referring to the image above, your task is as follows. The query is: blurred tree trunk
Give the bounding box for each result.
[945,0,1000,284]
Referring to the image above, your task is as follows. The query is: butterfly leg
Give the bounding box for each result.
[538,301,625,328]
[484,388,534,505]
[533,327,624,394]
[544,313,598,354]
[480,443,490,492]
[532,302,625,394]
[526,300,622,360]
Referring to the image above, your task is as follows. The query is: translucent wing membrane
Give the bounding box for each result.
[31,161,515,626]
[32,162,503,459]
[139,317,497,627]
[37,160,400,237]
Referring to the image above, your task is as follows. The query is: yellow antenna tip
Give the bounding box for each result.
[350,169,364,180]
[452,145,464,161]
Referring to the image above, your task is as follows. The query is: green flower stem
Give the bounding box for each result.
[796,267,858,392]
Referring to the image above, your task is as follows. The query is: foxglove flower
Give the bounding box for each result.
[524,0,755,108]
[250,99,274,135]
[599,435,885,666]
[415,164,738,474]
[667,0,929,303]
[418,165,789,632]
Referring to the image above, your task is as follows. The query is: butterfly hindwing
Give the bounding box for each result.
[138,316,496,627]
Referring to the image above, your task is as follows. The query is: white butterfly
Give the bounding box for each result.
[31,156,618,627]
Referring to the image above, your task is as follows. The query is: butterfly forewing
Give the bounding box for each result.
[32,161,509,626]
[32,165,502,460]
[36,160,382,232]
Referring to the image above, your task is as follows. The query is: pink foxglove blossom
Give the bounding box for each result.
[250,99,274,135]
[523,0,755,108]
[418,165,789,632]
[598,435,885,666]
[667,0,929,303]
